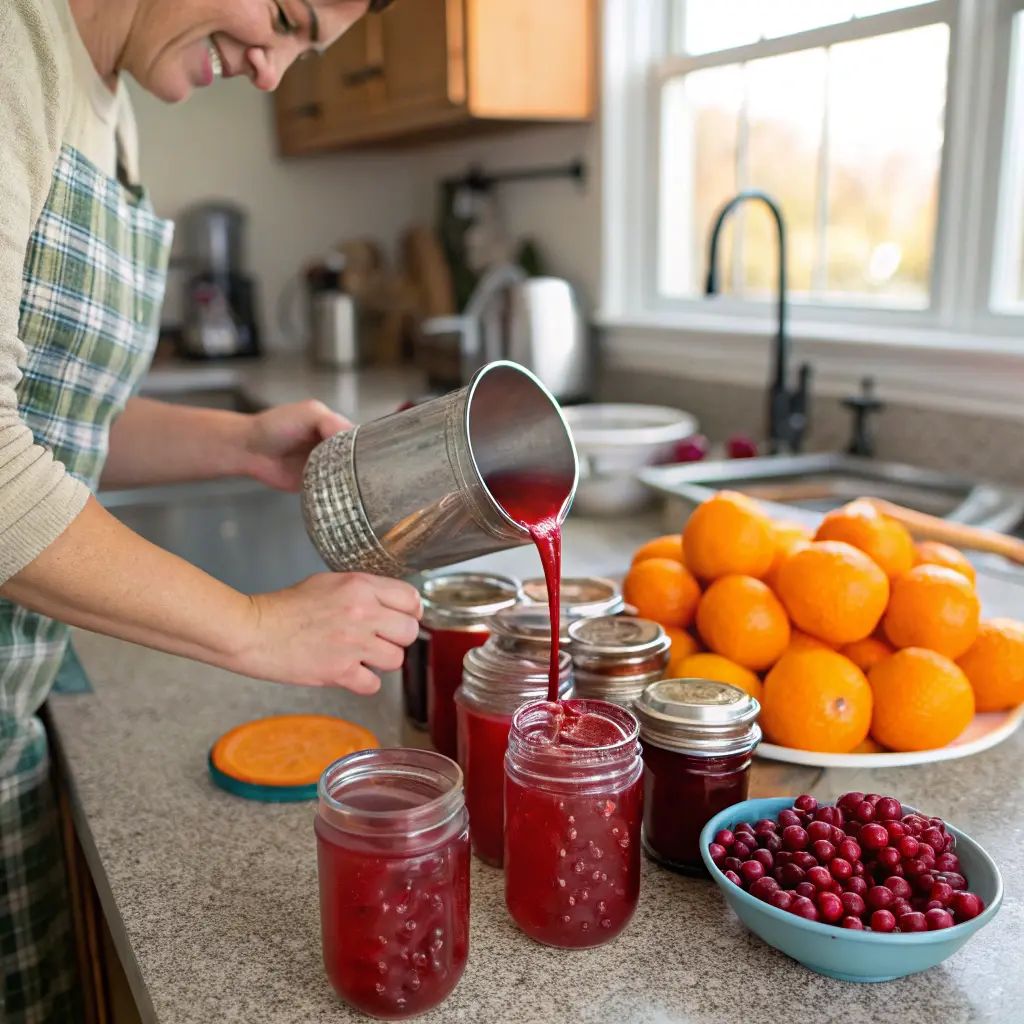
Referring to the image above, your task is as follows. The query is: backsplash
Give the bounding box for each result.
[597,369,1024,486]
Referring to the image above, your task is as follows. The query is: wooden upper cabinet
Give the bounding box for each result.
[275,0,594,155]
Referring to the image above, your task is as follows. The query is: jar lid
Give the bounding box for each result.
[421,572,520,627]
[633,678,761,757]
[567,615,670,659]
[490,605,571,645]
[459,641,572,712]
[522,576,624,618]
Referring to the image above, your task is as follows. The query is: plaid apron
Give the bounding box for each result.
[0,143,172,1023]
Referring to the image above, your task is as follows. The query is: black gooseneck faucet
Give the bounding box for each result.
[705,190,811,455]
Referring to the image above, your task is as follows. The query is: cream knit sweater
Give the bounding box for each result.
[0,0,140,583]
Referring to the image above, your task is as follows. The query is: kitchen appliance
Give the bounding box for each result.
[179,202,261,360]
[420,264,591,403]
[307,257,359,369]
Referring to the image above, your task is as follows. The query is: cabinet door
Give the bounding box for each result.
[316,17,381,143]
[275,57,326,156]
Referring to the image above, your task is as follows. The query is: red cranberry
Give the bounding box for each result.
[854,801,876,823]
[837,839,861,862]
[789,896,820,921]
[935,852,960,873]
[838,792,866,814]
[749,876,779,901]
[807,821,832,843]
[841,891,867,916]
[944,834,956,853]
[942,872,968,892]
[740,860,766,885]
[829,880,844,895]
[795,881,818,901]
[752,848,774,869]
[884,820,907,841]
[871,909,896,932]
[759,832,783,854]
[815,806,844,828]
[724,870,743,886]
[782,826,810,851]
[732,840,753,860]
[899,911,928,933]
[714,829,736,847]
[791,852,818,871]
[952,892,984,921]
[875,797,903,821]
[794,795,818,814]
[852,861,866,877]
[817,891,844,923]
[890,897,913,919]
[774,851,793,866]
[771,890,794,912]
[777,809,802,829]
[865,793,882,806]
[807,866,833,890]
[842,915,865,930]
[860,824,889,851]
[845,876,868,896]
[928,882,954,906]
[904,857,928,877]
[926,908,955,930]
[897,836,920,859]
[917,841,937,861]
[928,817,946,831]
[772,867,786,884]
[723,856,744,873]
[829,826,846,846]
[913,872,938,895]
[884,876,913,900]
[811,840,835,863]
[829,858,853,881]
[755,818,778,833]
[708,843,728,865]
[901,814,926,836]
[887,862,906,879]
[779,864,806,887]
[866,886,894,911]
[876,846,901,871]
[925,900,945,912]
[845,821,862,841]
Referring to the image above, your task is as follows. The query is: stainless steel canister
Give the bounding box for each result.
[301,361,579,577]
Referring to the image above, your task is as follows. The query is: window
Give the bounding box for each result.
[604,0,1024,339]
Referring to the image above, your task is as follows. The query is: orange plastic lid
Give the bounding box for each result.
[210,714,379,790]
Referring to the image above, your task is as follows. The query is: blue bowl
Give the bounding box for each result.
[700,797,1003,983]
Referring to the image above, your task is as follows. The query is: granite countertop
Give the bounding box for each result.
[49,513,1024,1024]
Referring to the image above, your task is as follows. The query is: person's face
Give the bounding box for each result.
[122,0,371,103]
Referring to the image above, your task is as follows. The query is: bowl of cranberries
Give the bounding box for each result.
[700,794,1003,982]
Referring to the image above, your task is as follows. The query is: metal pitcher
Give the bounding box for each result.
[301,361,579,578]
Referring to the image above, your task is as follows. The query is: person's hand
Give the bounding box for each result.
[243,400,351,492]
[235,573,422,693]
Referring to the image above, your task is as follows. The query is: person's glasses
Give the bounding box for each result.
[369,0,399,10]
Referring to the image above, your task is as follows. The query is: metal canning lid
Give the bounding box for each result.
[490,605,571,646]
[522,576,624,618]
[633,678,762,757]
[420,572,520,629]
[458,641,572,714]
[568,616,670,660]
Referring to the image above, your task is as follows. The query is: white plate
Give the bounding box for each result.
[756,704,1024,768]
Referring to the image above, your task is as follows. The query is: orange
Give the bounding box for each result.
[956,619,1024,712]
[839,636,894,674]
[632,534,686,567]
[774,541,889,646]
[852,736,889,754]
[760,649,873,754]
[883,564,980,660]
[813,499,915,579]
[764,521,813,590]
[622,557,701,629]
[677,653,763,701]
[787,630,832,654]
[664,626,702,676]
[869,647,975,752]
[695,574,790,671]
[682,491,776,581]
[913,540,977,585]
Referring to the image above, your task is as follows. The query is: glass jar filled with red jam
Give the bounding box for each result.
[315,748,470,1019]
[454,638,572,867]
[504,699,643,948]
[421,572,520,758]
[568,615,670,707]
[633,678,761,877]
[522,576,624,622]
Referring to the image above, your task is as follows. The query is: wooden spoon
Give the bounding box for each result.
[863,497,1024,567]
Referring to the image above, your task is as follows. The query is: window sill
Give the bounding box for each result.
[596,310,1024,422]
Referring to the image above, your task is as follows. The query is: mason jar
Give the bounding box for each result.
[522,576,625,621]
[568,615,671,707]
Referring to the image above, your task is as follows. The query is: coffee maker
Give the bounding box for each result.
[178,202,261,360]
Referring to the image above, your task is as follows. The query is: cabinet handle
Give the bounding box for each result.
[341,64,385,87]
[292,102,323,120]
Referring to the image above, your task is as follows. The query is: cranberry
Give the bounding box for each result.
[876,846,901,870]
[829,826,846,846]
[865,886,894,911]
[875,797,903,821]
[887,862,906,879]
[899,911,928,933]
[860,824,889,851]
[904,857,928,877]
[928,816,946,831]
[791,852,818,871]
[794,795,818,814]
[759,832,783,854]
[928,882,954,906]
[935,852,960,873]
[817,891,844,923]
[865,793,882,806]
[838,792,866,815]
[925,900,945,912]
[952,892,984,922]
[837,839,861,863]
[829,858,853,881]
[777,809,802,829]
[897,835,920,859]
[944,834,956,853]
[942,872,968,891]
[789,896,820,921]
[829,880,844,895]
[913,873,938,895]
[807,821,832,843]
[807,866,833,890]
[903,814,928,836]
[884,876,912,900]
[925,908,955,930]
[917,842,937,861]
[723,856,744,873]
[845,876,868,896]
[782,826,810,851]
[884,820,907,841]
[732,840,753,860]
[871,909,896,932]
[740,860,765,885]
[751,849,774,869]
[774,851,793,866]
[749,876,779,902]
[890,897,913,919]
[810,840,835,863]
[755,818,778,833]
[795,881,818,901]
[779,864,806,887]
[845,821,862,841]
[771,890,794,912]
[713,829,735,848]
[772,867,786,884]
[815,806,844,828]
[852,861,866,877]
[708,843,728,865]
[854,801,875,823]
[842,915,865,930]
[841,891,867,916]
[724,870,743,886]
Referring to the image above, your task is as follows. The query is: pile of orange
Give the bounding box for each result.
[623,491,1024,755]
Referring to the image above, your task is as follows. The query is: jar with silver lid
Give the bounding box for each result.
[488,605,571,662]
[633,678,761,876]
[410,572,520,758]
[453,642,572,866]
[522,576,625,620]
[568,616,671,707]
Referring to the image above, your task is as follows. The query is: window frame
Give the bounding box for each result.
[600,0,1024,348]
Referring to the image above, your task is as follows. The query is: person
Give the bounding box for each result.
[0,0,407,1019]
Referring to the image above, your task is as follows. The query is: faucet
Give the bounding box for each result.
[705,190,811,456]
